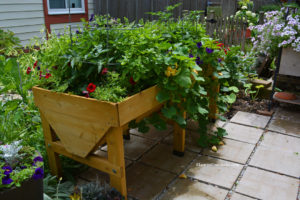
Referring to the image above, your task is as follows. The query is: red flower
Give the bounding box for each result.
[129,77,136,85]
[101,68,108,75]
[87,83,96,93]
[224,49,228,55]
[217,43,224,48]
[26,67,32,74]
[45,73,51,79]
[33,61,38,69]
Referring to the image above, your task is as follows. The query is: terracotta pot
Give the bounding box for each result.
[0,178,43,200]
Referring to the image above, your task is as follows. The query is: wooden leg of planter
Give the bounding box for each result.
[173,112,186,157]
[209,81,219,123]
[40,112,62,178]
[123,129,131,140]
[107,127,127,199]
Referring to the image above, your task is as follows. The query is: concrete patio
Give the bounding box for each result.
[77,107,300,200]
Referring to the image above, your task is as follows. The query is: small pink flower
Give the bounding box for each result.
[101,68,108,75]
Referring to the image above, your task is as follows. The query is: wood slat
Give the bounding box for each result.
[50,141,123,178]
[117,85,161,126]
[33,87,119,158]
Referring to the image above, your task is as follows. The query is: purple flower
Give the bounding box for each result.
[2,166,12,175]
[189,53,194,58]
[2,175,13,185]
[218,58,222,63]
[33,156,43,163]
[197,42,202,48]
[37,66,41,71]
[206,47,214,54]
[76,30,80,34]
[196,56,203,65]
[89,14,94,22]
[32,168,44,180]
[20,166,27,169]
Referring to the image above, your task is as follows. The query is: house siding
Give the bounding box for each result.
[88,0,94,18]
[0,0,46,45]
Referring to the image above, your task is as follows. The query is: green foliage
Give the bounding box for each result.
[43,175,74,200]
[79,181,124,200]
[91,72,127,102]
[0,28,20,56]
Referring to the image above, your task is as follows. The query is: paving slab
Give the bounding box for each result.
[224,123,264,144]
[130,125,173,141]
[160,178,228,200]
[229,193,256,200]
[140,143,197,174]
[101,135,156,161]
[249,132,300,177]
[203,139,255,164]
[79,167,110,183]
[230,111,270,128]
[186,156,243,189]
[272,107,300,123]
[267,118,300,137]
[126,163,176,200]
[235,167,299,200]
[163,130,202,153]
[187,119,226,131]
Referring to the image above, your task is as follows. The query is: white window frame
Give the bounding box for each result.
[47,0,85,15]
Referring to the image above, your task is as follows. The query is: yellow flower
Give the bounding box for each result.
[170,69,177,76]
[70,193,81,200]
[165,70,171,77]
[193,69,198,75]
[218,72,223,76]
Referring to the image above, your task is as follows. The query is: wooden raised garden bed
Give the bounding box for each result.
[32,85,187,199]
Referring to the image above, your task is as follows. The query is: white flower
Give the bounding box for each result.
[242,6,247,10]
[252,13,256,18]
[246,11,252,16]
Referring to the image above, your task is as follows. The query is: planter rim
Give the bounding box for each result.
[32,84,158,105]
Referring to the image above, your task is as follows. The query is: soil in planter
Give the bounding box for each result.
[225,91,275,119]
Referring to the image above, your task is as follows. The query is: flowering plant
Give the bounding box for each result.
[0,141,44,189]
[22,5,246,147]
[234,0,258,25]
[250,7,300,57]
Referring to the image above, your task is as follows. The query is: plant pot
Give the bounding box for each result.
[0,178,43,200]
[32,85,186,199]
[279,47,300,77]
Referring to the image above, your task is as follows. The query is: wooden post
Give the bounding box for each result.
[207,65,219,122]
[40,112,62,178]
[107,127,127,199]
[259,11,264,24]
[173,111,186,157]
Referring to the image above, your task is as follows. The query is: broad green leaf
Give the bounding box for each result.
[162,106,177,119]
[156,90,170,103]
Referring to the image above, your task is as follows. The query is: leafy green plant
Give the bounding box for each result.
[43,175,74,200]
[76,181,124,200]
[22,4,252,148]
[0,141,44,189]
[0,28,20,56]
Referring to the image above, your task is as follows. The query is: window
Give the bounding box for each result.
[47,0,85,15]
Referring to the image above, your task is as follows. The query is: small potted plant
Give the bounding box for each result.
[0,140,44,200]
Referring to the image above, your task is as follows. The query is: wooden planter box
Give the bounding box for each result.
[0,178,43,200]
[32,85,186,199]
[279,47,300,77]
